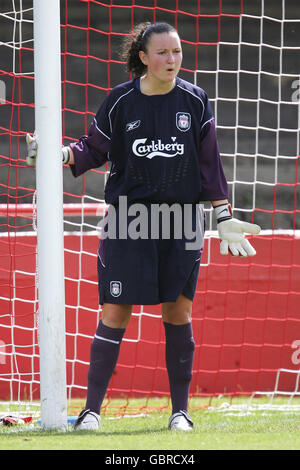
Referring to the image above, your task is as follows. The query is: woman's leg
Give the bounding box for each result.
[85,303,132,414]
[161,294,195,415]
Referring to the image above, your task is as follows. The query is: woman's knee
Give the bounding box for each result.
[101,303,132,329]
[161,294,193,325]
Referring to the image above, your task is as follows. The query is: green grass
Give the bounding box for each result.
[0,397,300,450]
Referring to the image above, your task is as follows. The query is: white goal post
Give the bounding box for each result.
[33,0,67,430]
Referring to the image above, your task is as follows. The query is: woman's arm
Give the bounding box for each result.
[211,199,228,208]
[62,146,75,165]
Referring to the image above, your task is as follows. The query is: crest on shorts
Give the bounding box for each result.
[176,112,191,132]
[110,281,122,297]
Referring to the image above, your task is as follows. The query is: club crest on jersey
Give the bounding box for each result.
[110,281,122,297]
[176,112,191,132]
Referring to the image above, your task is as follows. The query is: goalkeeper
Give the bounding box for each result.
[27,21,260,431]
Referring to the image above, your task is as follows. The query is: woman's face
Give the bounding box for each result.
[139,31,182,85]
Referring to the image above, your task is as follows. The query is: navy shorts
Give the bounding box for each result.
[97,203,205,305]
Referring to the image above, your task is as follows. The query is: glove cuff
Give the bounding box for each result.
[62,146,70,164]
[213,203,233,224]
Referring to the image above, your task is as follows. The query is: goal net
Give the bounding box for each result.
[0,0,299,417]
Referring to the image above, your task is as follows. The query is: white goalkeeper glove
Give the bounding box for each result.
[26,133,71,166]
[26,133,37,166]
[214,203,261,257]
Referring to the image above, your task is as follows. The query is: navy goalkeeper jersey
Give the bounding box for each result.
[70,76,228,205]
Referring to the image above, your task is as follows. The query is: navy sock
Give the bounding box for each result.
[85,320,126,415]
[163,321,195,415]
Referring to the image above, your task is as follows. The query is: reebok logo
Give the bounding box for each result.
[126,120,141,132]
[132,137,184,159]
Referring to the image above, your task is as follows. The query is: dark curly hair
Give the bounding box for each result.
[120,22,177,77]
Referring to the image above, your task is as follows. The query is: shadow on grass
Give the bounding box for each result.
[0,424,168,438]
[72,426,168,436]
